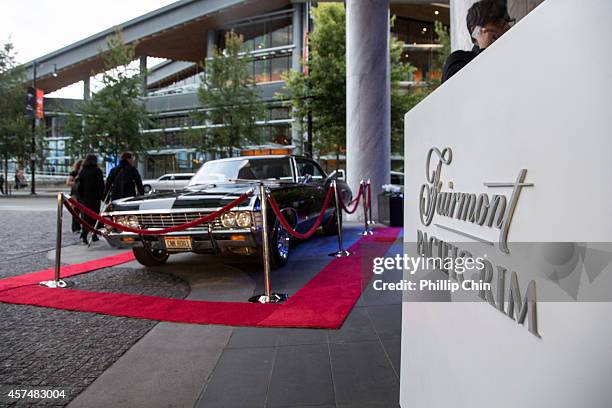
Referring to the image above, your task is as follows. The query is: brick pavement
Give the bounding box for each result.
[0,209,189,407]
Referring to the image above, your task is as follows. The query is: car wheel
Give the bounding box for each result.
[322,210,341,236]
[143,185,152,194]
[270,219,290,269]
[132,247,169,267]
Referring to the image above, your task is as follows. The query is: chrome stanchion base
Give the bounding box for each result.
[328,250,353,258]
[39,280,73,289]
[249,293,288,304]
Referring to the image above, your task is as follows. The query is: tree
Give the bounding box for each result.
[0,40,29,192]
[190,32,263,157]
[66,31,152,164]
[283,5,427,160]
[283,3,346,163]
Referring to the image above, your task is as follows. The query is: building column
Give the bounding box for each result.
[291,3,304,152]
[83,77,91,100]
[450,0,479,51]
[346,0,390,221]
[507,0,545,22]
[139,55,147,96]
[206,29,216,58]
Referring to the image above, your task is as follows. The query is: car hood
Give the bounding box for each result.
[107,181,286,213]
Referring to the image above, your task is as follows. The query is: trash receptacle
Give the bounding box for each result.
[389,193,403,227]
[378,192,404,227]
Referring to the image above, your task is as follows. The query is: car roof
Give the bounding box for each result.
[209,155,315,162]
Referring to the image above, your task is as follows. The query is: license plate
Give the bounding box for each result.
[164,237,193,251]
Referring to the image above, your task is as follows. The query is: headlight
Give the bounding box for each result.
[236,212,252,228]
[113,215,140,229]
[221,212,236,228]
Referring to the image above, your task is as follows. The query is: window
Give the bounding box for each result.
[296,158,325,181]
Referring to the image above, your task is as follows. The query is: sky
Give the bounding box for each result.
[0,0,178,98]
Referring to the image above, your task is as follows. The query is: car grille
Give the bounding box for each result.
[136,213,222,230]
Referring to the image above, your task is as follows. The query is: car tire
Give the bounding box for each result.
[132,247,169,267]
[270,219,291,270]
[143,185,151,194]
[322,210,341,236]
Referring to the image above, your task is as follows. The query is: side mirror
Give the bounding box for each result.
[327,169,346,181]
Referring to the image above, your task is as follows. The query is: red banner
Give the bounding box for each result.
[35,88,44,119]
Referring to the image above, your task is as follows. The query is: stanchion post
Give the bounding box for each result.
[328,178,352,257]
[260,183,272,301]
[40,193,68,288]
[249,183,287,304]
[360,180,373,236]
[367,179,375,225]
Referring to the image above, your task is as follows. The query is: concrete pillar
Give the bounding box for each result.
[291,3,304,153]
[450,0,479,51]
[206,29,216,58]
[83,77,91,100]
[346,0,390,221]
[139,55,147,96]
[507,0,544,22]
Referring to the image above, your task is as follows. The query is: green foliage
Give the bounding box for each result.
[190,32,263,157]
[282,3,346,158]
[434,21,451,70]
[0,41,29,164]
[282,5,431,157]
[65,31,152,164]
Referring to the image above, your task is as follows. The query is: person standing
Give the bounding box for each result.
[442,0,513,83]
[76,154,104,245]
[66,159,83,233]
[104,152,144,201]
[0,174,4,195]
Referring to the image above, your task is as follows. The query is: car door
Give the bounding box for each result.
[295,158,328,231]
[154,175,171,192]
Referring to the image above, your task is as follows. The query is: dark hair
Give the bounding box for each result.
[73,159,84,172]
[83,154,98,167]
[120,152,133,161]
[467,0,510,35]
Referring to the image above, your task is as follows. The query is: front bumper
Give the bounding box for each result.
[104,227,261,256]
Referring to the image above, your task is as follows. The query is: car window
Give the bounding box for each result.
[190,158,293,185]
[175,175,193,181]
[159,176,170,181]
[296,158,325,181]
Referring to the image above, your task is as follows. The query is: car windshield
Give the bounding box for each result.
[189,158,293,185]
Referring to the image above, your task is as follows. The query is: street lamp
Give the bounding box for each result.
[29,62,58,195]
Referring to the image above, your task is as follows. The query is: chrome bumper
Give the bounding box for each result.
[104,227,261,255]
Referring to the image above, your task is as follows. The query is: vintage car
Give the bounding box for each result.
[102,155,352,268]
[142,173,195,194]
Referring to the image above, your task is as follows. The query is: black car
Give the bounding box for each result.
[102,155,352,268]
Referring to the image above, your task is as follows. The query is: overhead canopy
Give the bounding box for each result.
[27,0,290,93]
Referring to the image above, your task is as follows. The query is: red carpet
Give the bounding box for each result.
[0,227,401,329]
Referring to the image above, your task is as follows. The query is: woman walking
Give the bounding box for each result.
[66,159,83,233]
[76,155,104,245]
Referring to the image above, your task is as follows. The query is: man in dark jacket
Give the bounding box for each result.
[76,154,105,244]
[104,152,145,201]
[442,0,513,83]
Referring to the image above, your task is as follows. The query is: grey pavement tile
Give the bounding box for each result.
[227,327,281,349]
[365,305,402,339]
[329,341,400,407]
[196,347,275,408]
[327,307,378,344]
[380,337,401,378]
[267,344,334,408]
[276,328,329,347]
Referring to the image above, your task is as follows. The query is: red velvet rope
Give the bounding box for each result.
[268,186,334,240]
[65,192,252,235]
[339,183,363,214]
[62,197,106,237]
